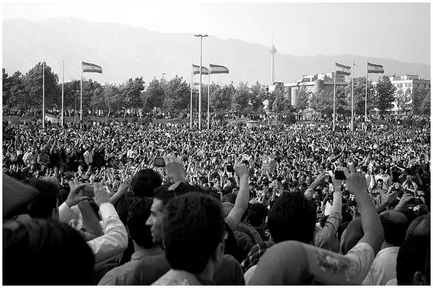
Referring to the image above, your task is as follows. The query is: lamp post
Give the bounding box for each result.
[194,34,208,130]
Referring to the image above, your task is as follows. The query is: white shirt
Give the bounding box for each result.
[244,265,257,285]
[59,202,128,269]
[362,246,399,285]
[83,151,93,165]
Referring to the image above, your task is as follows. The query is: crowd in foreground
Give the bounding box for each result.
[3,118,430,285]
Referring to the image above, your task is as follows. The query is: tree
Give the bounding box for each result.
[22,62,60,110]
[249,81,266,115]
[143,78,165,112]
[395,88,411,114]
[7,71,28,111]
[121,77,145,114]
[375,76,396,115]
[412,88,430,116]
[310,86,348,119]
[63,80,81,113]
[232,82,250,116]
[162,76,189,113]
[351,77,376,117]
[296,86,309,111]
[2,69,11,106]
[104,84,123,117]
[210,84,232,113]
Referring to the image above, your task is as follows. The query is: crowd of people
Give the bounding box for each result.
[3,117,430,285]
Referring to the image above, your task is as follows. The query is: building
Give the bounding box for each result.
[373,74,431,112]
[285,72,349,107]
[389,74,430,94]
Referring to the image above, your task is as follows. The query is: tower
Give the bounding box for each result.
[269,36,277,85]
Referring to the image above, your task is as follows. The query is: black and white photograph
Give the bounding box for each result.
[2,0,431,285]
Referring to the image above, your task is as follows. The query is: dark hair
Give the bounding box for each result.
[406,215,430,239]
[397,235,430,285]
[3,219,95,285]
[379,210,409,246]
[127,197,154,249]
[131,169,162,198]
[28,179,59,219]
[222,192,236,204]
[247,203,269,227]
[163,192,225,274]
[223,221,242,263]
[268,192,316,244]
[153,182,199,207]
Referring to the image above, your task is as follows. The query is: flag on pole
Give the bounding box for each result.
[82,61,103,73]
[335,62,351,75]
[209,64,229,74]
[192,64,209,75]
[367,62,384,74]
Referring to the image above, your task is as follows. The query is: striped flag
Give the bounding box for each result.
[209,64,229,74]
[82,61,102,73]
[367,62,384,74]
[335,62,351,75]
[192,64,209,75]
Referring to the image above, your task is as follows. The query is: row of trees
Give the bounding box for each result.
[2,62,430,119]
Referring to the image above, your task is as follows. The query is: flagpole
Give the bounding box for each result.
[190,65,193,129]
[333,63,336,132]
[365,63,368,122]
[207,67,210,130]
[80,62,83,122]
[199,38,203,130]
[61,59,64,128]
[351,61,354,132]
[42,60,45,129]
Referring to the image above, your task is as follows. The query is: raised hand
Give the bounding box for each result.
[163,155,186,183]
[93,182,110,207]
[66,181,89,208]
[343,164,368,196]
[234,162,249,179]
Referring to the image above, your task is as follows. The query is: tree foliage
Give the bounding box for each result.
[375,76,396,115]
[412,88,430,116]
[395,88,411,114]
[296,86,309,111]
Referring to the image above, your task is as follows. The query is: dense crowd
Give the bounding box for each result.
[3,118,430,285]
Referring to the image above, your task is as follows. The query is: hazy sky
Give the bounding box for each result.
[2,0,431,65]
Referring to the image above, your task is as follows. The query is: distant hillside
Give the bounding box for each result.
[3,18,430,85]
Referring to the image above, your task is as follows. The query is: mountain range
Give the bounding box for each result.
[3,18,431,86]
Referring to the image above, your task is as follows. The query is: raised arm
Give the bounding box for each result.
[226,163,249,231]
[343,164,384,255]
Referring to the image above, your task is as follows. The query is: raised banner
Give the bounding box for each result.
[335,62,351,75]
[367,62,384,74]
[82,61,103,73]
[192,64,209,75]
[209,63,229,74]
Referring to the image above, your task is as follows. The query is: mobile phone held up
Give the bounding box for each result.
[334,170,346,180]
[154,157,166,167]
[226,165,235,173]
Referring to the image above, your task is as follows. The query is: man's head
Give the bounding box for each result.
[146,182,197,244]
[267,191,316,244]
[3,219,95,285]
[162,192,226,275]
[127,197,154,249]
[376,179,384,189]
[130,169,162,198]
[405,214,430,239]
[379,210,408,247]
[397,235,430,285]
[28,178,60,220]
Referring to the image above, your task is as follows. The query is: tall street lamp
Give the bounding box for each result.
[194,34,208,129]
